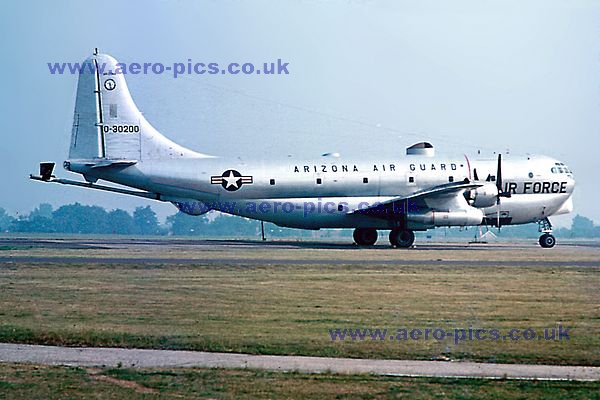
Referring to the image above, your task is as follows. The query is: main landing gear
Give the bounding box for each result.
[353,228,415,248]
[389,229,415,248]
[538,217,556,248]
[353,228,378,246]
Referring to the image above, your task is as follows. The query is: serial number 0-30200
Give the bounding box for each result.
[102,125,140,134]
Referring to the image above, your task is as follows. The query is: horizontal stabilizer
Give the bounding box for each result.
[30,174,160,200]
[89,159,138,168]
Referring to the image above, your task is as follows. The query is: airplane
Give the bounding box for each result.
[31,51,575,248]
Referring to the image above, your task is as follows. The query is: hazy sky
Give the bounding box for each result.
[1,0,598,225]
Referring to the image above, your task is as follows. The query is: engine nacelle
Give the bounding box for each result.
[466,182,498,208]
[171,200,212,216]
[407,208,484,228]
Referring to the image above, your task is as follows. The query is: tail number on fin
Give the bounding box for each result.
[102,125,140,134]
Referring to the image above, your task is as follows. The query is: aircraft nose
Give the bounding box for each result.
[562,162,575,182]
[567,171,576,192]
[559,161,576,193]
[548,158,575,194]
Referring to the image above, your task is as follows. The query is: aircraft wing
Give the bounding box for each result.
[351,180,482,218]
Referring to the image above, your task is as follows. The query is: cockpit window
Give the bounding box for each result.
[551,164,572,174]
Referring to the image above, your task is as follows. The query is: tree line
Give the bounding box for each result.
[0,203,321,238]
[0,203,599,238]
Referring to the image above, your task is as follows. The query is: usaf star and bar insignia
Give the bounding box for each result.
[211,169,253,191]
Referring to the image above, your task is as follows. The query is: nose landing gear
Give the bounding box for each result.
[539,233,556,248]
[538,218,556,248]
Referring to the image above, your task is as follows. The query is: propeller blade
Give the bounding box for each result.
[496,153,503,192]
[496,153,503,229]
[473,168,479,181]
[497,205,501,230]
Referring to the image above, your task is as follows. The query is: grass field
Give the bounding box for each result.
[1,363,599,399]
[0,239,598,366]
[0,241,600,365]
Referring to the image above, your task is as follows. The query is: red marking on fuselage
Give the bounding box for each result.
[463,154,472,181]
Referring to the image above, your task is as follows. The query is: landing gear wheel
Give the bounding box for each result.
[353,228,378,246]
[539,233,556,248]
[389,229,415,248]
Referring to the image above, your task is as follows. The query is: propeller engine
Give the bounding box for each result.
[465,182,498,208]
[466,154,511,227]
[494,153,512,228]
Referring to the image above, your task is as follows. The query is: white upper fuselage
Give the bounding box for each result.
[69,152,575,230]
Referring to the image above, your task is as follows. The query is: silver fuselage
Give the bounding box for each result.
[68,153,575,230]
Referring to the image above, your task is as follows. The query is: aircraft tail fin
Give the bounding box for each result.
[68,52,210,162]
